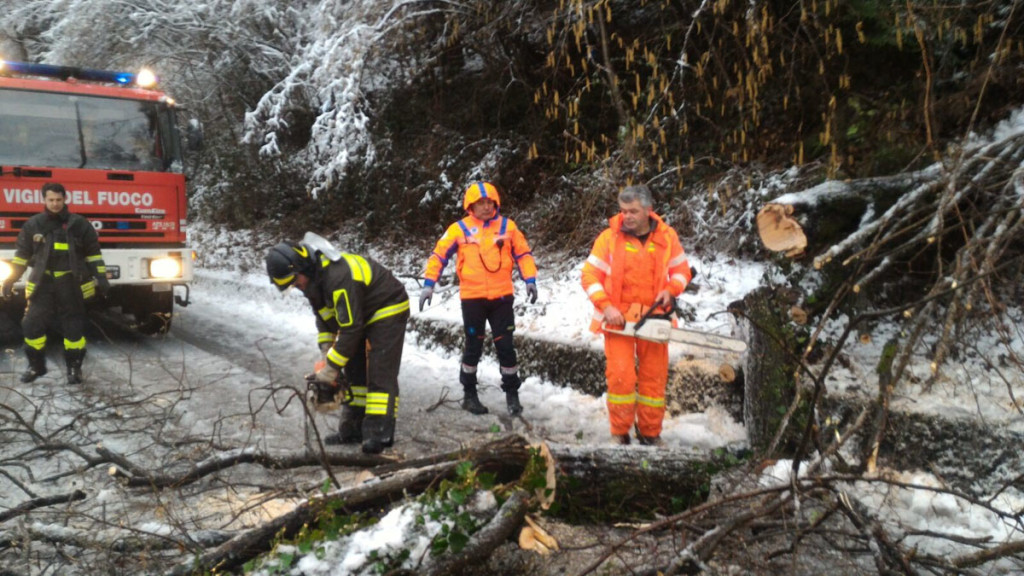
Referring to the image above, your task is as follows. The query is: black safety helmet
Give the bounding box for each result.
[265,241,315,291]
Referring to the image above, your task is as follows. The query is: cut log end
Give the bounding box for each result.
[757,203,807,256]
[718,363,736,383]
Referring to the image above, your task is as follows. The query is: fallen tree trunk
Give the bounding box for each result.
[756,175,915,259]
[546,442,744,519]
[166,434,531,575]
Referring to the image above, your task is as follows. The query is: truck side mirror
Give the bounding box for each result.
[185,118,204,152]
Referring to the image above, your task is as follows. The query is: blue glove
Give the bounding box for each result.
[526,282,538,304]
[419,285,434,311]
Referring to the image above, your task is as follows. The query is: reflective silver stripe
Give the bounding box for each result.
[499,365,518,375]
[366,392,389,415]
[367,300,410,325]
[586,254,611,275]
[461,363,477,373]
[350,385,368,407]
[586,283,605,297]
[317,332,334,345]
[668,253,689,268]
[607,392,636,405]
[670,274,688,290]
[326,348,348,367]
[637,394,665,408]
[591,311,605,322]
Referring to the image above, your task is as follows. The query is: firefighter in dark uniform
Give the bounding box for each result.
[265,238,410,454]
[0,182,110,384]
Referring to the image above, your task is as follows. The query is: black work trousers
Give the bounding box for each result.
[22,274,85,350]
[459,296,520,391]
[351,310,408,442]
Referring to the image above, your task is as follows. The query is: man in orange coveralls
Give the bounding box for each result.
[581,184,692,445]
[420,181,538,416]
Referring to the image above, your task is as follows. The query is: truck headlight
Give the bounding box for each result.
[148,257,182,279]
[0,260,11,282]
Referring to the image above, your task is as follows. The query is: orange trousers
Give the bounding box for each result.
[604,331,668,437]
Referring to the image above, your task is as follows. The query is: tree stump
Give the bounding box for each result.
[740,287,803,453]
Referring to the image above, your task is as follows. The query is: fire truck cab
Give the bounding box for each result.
[0,61,199,335]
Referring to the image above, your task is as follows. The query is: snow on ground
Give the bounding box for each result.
[184,225,1024,574]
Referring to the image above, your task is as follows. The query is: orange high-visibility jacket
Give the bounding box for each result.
[581,212,691,330]
[423,213,537,301]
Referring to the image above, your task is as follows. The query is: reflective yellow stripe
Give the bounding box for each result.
[326,348,348,367]
[332,289,353,327]
[46,270,72,277]
[86,254,103,262]
[366,392,390,415]
[624,242,639,253]
[25,282,35,297]
[53,242,69,251]
[318,306,335,321]
[350,385,368,407]
[272,274,295,287]
[637,394,665,408]
[342,254,373,286]
[25,335,46,350]
[95,266,106,273]
[317,332,335,345]
[64,337,86,350]
[12,256,27,266]
[367,300,410,325]
[607,392,636,405]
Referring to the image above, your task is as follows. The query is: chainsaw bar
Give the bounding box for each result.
[605,319,747,354]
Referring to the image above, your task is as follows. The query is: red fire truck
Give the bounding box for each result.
[0,60,200,334]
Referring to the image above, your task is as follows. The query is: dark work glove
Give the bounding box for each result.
[525,281,538,304]
[95,275,111,297]
[419,285,434,311]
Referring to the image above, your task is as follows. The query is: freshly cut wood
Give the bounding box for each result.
[757,203,807,257]
[718,363,736,383]
[757,175,923,262]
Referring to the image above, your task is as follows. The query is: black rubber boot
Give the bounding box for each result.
[501,374,523,416]
[65,349,86,385]
[504,388,523,416]
[360,416,395,455]
[461,387,489,415]
[325,405,364,446]
[21,348,48,383]
[460,369,489,415]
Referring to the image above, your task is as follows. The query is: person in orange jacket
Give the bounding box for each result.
[420,181,538,416]
[581,184,692,445]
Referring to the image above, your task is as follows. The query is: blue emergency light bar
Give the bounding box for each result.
[0,60,157,88]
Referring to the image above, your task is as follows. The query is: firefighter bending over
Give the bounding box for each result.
[419,181,538,416]
[1,182,110,384]
[581,184,692,446]
[265,237,410,454]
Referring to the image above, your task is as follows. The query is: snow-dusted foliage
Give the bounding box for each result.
[240,0,452,198]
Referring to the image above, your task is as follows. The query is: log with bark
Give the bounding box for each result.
[755,174,917,261]
[165,434,531,575]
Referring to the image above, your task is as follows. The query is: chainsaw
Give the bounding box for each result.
[305,360,353,413]
[603,303,747,355]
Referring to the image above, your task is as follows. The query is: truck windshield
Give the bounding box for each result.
[0,88,182,172]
